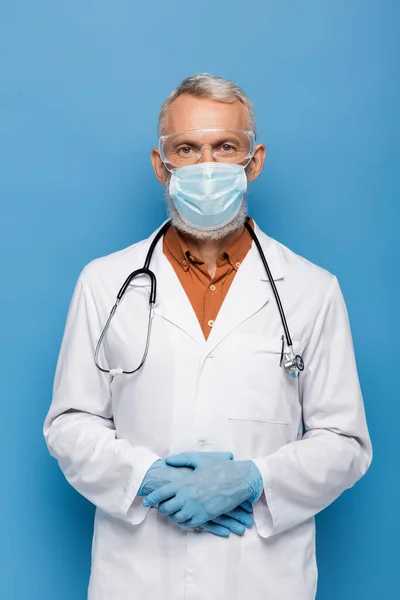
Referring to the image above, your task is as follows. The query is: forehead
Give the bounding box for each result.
[163,94,248,134]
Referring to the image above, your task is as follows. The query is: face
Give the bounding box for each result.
[151,94,266,185]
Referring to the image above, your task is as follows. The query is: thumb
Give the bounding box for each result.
[166,451,234,469]
[165,452,199,468]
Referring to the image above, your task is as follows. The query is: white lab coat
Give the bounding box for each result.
[44,221,372,600]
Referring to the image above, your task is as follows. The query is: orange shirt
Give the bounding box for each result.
[163,219,254,339]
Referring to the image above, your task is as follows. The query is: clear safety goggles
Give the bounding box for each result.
[159,128,256,168]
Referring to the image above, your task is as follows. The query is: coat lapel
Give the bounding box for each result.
[139,222,284,351]
[205,223,284,354]
[151,235,205,347]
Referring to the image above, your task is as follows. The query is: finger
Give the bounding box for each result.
[157,497,185,516]
[164,452,199,468]
[185,510,209,528]
[168,513,205,526]
[142,481,181,507]
[172,501,207,527]
[240,501,253,513]
[168,509,194,524]
[211,515,246,535]
[225,508,254,528]
[168,513,190,525]
[200,522,230,537]
[165,451,234,469]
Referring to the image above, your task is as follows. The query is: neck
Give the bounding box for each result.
[180,225,245,278]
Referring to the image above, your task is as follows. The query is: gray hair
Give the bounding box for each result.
[158,73,256,137]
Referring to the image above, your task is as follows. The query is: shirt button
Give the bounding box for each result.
[182,259,187,266]
[207,319,214,328]
[235,262,241,268]
[209,284,216,291]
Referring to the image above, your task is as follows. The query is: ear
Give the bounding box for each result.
[151,148,168,185]
[246,143,267,182]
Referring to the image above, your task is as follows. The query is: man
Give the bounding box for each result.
[44,73,372,600]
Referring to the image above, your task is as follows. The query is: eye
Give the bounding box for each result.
[221,143,235,152]
[177,145,193,155]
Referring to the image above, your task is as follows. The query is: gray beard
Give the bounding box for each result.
[164,188,248,242]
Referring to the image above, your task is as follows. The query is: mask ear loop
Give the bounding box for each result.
[163,163,173,177]
[243,155,255,175]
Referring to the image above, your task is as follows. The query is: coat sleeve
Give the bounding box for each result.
[252,276,372,538]
[43,271,160,524]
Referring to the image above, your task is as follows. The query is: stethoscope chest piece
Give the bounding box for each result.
[279,335,304,378]
[283,351,304,379]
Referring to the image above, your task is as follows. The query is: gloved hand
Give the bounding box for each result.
[139,453,255,536]
[175,500,254,537]
[142,452,263,528]
[138,458,193,496]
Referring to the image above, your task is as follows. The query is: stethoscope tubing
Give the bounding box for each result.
[94,219,300,375]
[94,223,170,375]
[244,219,293,348]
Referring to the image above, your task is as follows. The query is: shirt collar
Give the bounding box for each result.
[163,226,192,272]
[163,218,255,273]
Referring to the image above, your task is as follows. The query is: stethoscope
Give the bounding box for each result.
[94,219,304,379]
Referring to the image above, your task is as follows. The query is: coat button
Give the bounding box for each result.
[197,440,207,449]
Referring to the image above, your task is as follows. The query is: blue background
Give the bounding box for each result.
[1,1,399,598]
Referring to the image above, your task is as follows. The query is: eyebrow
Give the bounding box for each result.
[172,133,242,145]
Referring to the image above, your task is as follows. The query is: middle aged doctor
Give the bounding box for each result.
[44,73,372,600]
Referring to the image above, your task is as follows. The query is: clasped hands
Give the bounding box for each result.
[138,452,263,538]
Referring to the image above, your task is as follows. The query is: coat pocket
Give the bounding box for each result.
[225,338,305,425]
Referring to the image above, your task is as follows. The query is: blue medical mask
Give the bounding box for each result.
[168,162,247,230]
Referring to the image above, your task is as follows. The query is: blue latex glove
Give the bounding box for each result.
[143,452,263,528]
[139,454,254,536]
[138,458,193,496]
[174,501,254,537]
